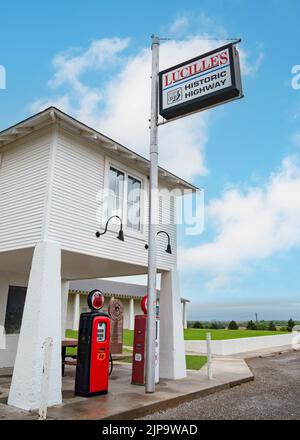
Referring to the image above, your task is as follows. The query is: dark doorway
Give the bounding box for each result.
[4,286,27,334]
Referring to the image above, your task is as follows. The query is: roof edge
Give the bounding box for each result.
[0,106,200,192]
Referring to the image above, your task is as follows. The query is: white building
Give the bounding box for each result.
[0,107,196,411]
[67,279,190,331]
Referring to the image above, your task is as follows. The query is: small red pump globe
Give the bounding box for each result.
[141,295,147,315]
[87,289,104,311]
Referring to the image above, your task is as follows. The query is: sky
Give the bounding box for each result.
[0,0,300,321]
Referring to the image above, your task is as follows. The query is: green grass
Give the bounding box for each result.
[65,329,79,356]
[122,328,287,346]
[186,355,207,370]
[123,330,134,347]
[122,354,207,371]
[66,328,287,356]
[66,329,78,339]
[183,328,287,340]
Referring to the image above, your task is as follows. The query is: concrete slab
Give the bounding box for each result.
[0,358,253,420]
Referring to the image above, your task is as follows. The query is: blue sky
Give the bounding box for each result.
[1,0,300,320]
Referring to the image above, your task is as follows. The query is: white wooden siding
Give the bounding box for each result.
[48,128,177,271]
[0,130,51,251]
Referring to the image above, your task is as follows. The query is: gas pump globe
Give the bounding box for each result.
[88,290,104,310]
[75,290,111,397]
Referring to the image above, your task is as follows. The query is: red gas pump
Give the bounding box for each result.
[75,290,111,397]
[131,296,159,385]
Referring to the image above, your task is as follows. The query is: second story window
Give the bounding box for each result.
[106,164,143,233]
[127,175,141,231]
[108,167,124,219]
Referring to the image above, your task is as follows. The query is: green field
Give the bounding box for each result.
[66,328,287,353]
[182,328,287,340]
[122,328,287,346]
[66,327,284,370]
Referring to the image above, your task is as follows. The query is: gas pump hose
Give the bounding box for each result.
[109,353,113,376]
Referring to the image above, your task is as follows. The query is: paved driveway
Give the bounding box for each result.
[141,350,300,420]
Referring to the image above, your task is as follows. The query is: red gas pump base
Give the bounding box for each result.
[131,315,147,385]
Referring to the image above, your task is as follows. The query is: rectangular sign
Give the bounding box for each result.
[159,43,243,120]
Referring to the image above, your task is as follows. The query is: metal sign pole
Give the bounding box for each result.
[146,35,160,393]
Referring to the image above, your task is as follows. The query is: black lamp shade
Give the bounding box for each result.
[166,243,172,254]
[117,229,124,241]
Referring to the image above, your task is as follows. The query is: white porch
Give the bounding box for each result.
[0,242,186,411]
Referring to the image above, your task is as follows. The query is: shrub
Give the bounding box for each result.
[268,321,277,331]
[209,321,227,329]
[279,326,288,332]
[287,318,295,332]
[247,320,257,330]
[193,320,203,329]
[256,322,268,330]
[228,320,239,330]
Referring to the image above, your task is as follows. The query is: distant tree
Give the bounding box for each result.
[287,318,295,332]
[187,321,194,328]
[268,321,277,331]
[256,322,268,330]
[247,320,257,330]
[209,321,227,329]
[228,320,239,330]
[193,320,203,329]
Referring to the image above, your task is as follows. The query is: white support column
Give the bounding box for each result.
[8,241,62,411]
[61,280,69,337]
[72,293,80,331]
[159,269,186,379]
[182,301,187,329]
[129,298,135,331]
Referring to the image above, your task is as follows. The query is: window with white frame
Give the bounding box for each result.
[127,175,141,231]
[106,164,143,233]
[108,166,125,219]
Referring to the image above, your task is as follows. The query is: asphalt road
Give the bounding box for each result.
[141,350,300,420]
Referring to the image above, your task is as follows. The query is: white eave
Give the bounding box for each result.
[0,106,199,193]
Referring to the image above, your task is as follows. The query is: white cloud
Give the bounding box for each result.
[30,36,215,179]
[169,16,189,36]
[30,95,72,115]
[180,155,300,288]
[29,16,263,180]
[239,49,264,76]
[48,38,130,90]
[98,38,216,178]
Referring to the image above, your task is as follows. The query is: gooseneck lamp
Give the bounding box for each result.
[145,230,172,254]
[95,215,124,241]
